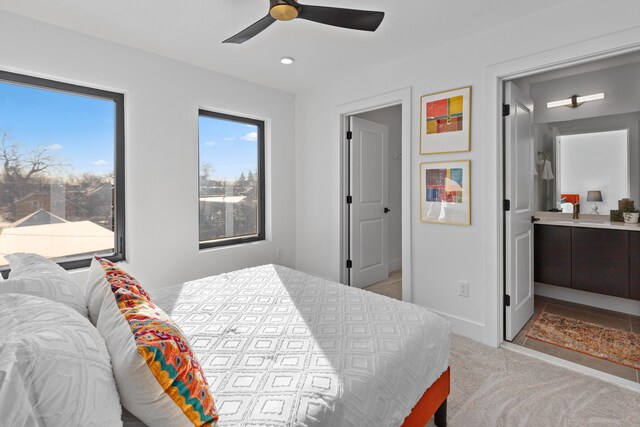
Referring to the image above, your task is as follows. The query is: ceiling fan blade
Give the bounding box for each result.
[223,14,276,44]
[297,4,384,32]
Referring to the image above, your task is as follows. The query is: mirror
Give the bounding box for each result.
[535,113,638,214]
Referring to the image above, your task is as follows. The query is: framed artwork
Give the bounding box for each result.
[420,160,470,225]
[420,86,471,154]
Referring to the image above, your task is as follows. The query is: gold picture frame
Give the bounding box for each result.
[420,160,471,226]
[420,86,472,154]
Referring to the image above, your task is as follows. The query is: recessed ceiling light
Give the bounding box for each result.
[280,57,294,65]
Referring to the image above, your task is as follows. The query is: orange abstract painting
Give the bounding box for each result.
[426,95,463,135]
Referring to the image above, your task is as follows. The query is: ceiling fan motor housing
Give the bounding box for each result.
[270,0,300,21]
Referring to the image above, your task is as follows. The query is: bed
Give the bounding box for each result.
[125,264,450,426]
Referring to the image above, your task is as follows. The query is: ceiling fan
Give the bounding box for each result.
[223,0,385,44]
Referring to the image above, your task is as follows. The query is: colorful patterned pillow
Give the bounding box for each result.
[86,257,218,427]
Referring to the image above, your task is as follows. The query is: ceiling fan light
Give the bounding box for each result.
[280,57,294,65]
[270,4,299,21]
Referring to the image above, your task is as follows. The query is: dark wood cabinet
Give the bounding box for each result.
[534,224,638,299]
[571,228,629,298]
[630,232,640,301]
[534,225,571,288]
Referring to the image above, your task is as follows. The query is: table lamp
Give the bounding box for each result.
[587,190,603,214]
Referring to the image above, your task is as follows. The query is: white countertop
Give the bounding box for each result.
[536,219,640,232]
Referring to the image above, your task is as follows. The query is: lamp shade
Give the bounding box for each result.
[587,190,603,202]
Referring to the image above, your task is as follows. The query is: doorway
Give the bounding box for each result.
[347,106,402,298]
[336,88,412,303]
[502,51,640,384]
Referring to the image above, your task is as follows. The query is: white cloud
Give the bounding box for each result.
[205,140,216,146]
[241,131,257,141]
[47,144,63,151]
[93,159,108,166]
[223,137,236,141]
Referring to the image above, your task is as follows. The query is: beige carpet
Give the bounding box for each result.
[426,335,640,426]
[363,269,402,300]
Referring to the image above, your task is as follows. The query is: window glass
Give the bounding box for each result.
[0,72,124,269]
[198,110,264,247]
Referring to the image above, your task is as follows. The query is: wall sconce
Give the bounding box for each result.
[547,93,604,109]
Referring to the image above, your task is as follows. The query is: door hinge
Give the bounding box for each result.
[346,259,353,269]
[346,195,352,204]
[346,130,353,140]
[502,104,511,117]
[504,294,511,307]
[503,199,511,211]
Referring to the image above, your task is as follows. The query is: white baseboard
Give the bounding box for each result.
[388,258,402,272]
[535,282,640,316]
[427,308,485,343]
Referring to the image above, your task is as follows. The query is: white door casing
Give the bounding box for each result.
[350,116,389,288]
[504,81,535,341]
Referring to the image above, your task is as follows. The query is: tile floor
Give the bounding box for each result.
[512,295,640,383]
[363,268,402,300]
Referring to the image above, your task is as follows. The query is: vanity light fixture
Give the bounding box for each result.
[280,57,294,65]
[547,93,604,109]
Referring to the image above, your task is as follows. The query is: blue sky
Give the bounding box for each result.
[0,81,114,175]
[199,115,258,181]
[0,80,257,181]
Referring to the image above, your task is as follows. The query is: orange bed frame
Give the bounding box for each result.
[401,367,450,427]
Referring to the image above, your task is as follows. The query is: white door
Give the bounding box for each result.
[350,116,389,288]
[504,81,535,341]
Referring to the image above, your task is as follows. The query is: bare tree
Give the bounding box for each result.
[0,132,66,220]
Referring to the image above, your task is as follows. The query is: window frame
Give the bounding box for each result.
[198,109,266,250]
[0,70,126,272]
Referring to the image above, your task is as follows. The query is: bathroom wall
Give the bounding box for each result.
[534,123,555,211]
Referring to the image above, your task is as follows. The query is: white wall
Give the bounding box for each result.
[559,130,629,214]
[530,61,640,125]
[0,11,296,291]
[294,0,640,344]
[534,123,554,211]
[355,105,402,272]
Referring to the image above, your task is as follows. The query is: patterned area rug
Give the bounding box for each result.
[526,311,640,370]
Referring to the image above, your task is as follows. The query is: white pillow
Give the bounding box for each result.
[0,293,122,427]
[1,252,89,318]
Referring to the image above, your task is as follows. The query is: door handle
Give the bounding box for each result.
[531,216,540,223]
[384,207,390,213]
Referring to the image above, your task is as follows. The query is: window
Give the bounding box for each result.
[0,71,125,271]
[198,110,265,248]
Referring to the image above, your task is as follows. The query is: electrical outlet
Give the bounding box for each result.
[277,249,284,260]
[458,281,469,297]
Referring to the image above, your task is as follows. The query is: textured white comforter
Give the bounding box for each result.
[148,264,450,427]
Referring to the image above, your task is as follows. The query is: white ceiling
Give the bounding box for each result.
[0,0,570,93]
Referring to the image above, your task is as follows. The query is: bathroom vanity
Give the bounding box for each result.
[534,216,640,301]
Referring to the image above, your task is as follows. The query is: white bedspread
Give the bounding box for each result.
[149,264,450,427]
